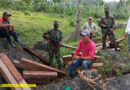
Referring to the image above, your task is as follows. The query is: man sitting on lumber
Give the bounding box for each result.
[66,30,96,79]
[0,11,25,48]
[0,12,16,48]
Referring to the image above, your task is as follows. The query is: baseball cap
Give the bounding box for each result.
[89,17,93,20]
[3,11,12,16]
[80,30,90,36]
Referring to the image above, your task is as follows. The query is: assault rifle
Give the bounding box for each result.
[42,35,61,47]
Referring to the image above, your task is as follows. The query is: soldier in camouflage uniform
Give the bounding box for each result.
[43,21,63,70]
[99,8,117,51]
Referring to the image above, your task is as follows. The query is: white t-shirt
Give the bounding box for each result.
[125,17,130,34]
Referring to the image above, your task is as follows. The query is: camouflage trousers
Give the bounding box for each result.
[48,47,62,69]
[102,32,117,50]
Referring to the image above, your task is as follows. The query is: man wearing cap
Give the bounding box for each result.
[0,11,25,47]
[0,12,16,48]
[43,21,63,70]
[99,8,117,51]
[82,17,98,40]
[66,30,96,78]
[125,17,130,52]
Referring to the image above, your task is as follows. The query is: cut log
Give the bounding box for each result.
[108,48,120,51]
[62,44,77,50]
[0,53,31,90]
[25,78,57,84]
[75,62,104,72]
[21,58,66,76]
[23,46,50,65]
[88,63,104,69]
[62,54,101,65]
[23,71,57,79]
[0,58,22,90]
[62,55,72,64]
[96,37,125,53]
[93,38,109,43]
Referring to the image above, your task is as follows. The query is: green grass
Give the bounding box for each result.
[0,10,76,47]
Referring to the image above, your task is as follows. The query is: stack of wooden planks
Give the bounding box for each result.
[0,53,31,90]
[13,58,66,84]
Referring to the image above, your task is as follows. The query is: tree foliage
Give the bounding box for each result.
[0,0,129,19]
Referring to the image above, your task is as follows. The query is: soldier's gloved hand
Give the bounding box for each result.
[110,28,114,32]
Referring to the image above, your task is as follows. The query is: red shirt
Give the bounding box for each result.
[0,17,10,24]
[75,40,96,60]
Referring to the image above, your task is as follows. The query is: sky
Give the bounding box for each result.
[103,0,120,2]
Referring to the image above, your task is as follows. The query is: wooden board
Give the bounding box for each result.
[13,60,38,71]
[23,46,50,65]
[0,53,31,90]
[62,54,101,65]
[62,44,77,50]
[96,37,125,52]
[23,71,57,79]
[21,58,66,76]
[0,58,22,90]
[75,62,104,72]
[25,78,57,84]
[0,53,23,82]
[93,38,109,43]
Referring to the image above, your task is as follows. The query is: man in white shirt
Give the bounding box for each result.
[125,17,130,52]
[82,17,98,40]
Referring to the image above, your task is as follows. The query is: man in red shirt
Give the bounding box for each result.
[0,12,16,48]
[66,30,96,78]
[0,12,25,47]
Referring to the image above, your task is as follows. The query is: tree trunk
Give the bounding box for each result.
[75,0,82,40]
[84,0,87,6]
[64,0,82,41]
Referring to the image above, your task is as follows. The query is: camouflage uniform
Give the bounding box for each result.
[99,16,117,50]
[44,29,63,69]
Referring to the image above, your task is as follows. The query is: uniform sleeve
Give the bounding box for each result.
[88,45,96,60]
[44,30,51,35]
[59,31,63,42]
[98,18,103,27]
[112,17,115,28]
[75,41,81,55]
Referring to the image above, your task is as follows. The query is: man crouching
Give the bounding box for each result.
[66,30,96,79]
